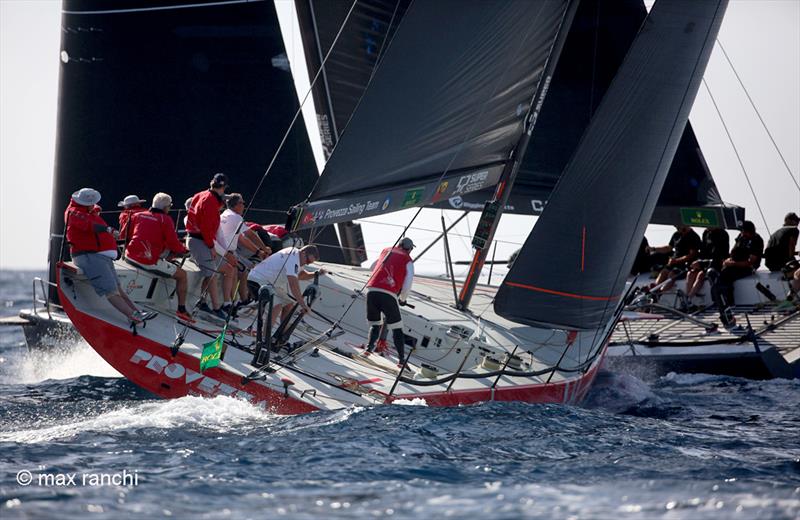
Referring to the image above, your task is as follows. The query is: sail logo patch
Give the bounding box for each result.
[431,181,449,202]
[401,188,425,208]
[453,170,489,195]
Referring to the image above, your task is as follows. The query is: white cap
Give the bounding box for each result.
[117,194,146,208]
[152,193,173,210]
[71,188,101,206]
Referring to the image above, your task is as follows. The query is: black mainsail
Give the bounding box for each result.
[495,0,729,330]
[49,0,345,297]
[290,0,575,231]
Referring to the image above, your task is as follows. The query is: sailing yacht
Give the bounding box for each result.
[58,0,728,412]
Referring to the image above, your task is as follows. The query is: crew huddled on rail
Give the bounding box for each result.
[62,173,311,328]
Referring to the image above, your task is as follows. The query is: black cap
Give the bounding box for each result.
[739,220,755,233]
[785,212,799,225]
[211,173,229,189]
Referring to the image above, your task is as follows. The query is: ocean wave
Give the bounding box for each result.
[0,395,273,444]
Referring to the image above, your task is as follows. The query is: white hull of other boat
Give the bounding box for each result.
[607,271,800,379]
[56,260,609,414]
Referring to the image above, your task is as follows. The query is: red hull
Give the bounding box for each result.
[59,266,605,414]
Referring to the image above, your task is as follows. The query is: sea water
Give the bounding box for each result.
[1,270,798,519]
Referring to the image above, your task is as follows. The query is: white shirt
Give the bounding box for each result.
[248,247,300,285]
[215,209,244,255]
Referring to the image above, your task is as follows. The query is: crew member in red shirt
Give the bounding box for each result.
[186,173,229,319]
[65,188,147,324]
[363,237,415,367]
[117,194,147,241]
[126,193,192,322]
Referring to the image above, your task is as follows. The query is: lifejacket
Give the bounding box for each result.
[263,224,288,239]
[366,247,412,295]
[186,189,224,248]
[64,200,117,255]
[126,209,187,265]
[118,206,146,241]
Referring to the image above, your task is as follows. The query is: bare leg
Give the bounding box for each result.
[685,270,699,297]
[116,285,139,313]
[654,269,669,287]
[237,270,249,302]
[792,270,800,294]
[687,271,705,299]
[221,263,235,302]
[107,294,135,319]
[173,268,187,307]
[202,275,221,309]
[271,303,285,326]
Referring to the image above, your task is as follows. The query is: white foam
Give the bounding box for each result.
[1,341,120,384]
[1,395,270,444]
[392,397,429,406]
[659,372,729,386]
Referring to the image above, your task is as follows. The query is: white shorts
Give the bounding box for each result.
[248,273,292,305]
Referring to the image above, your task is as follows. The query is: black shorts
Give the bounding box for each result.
[366,291,402,328]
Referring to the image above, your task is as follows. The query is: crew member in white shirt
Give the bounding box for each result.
[248,244,323,325]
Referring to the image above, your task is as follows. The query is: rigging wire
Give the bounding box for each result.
[702,78,771,235]
[717,40,800,191]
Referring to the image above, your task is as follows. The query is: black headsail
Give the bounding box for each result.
[494,0,728,330]
[49,0,345,299]
[289,0,575,232]
[295,0,410,159]
[437,0,742,229]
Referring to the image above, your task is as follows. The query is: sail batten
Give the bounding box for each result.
[494,0,729,330]
[292,0,572,231]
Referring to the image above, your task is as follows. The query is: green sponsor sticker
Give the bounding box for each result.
[680,208,719,227]
[401,188,425,208]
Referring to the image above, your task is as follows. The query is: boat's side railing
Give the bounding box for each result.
[32,277,61,320]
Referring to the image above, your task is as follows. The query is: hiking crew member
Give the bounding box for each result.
[764,212,799,272]
[652,225,701,293]
[712,220,764,325]
[363,237,415,367]
[186,173,229,319]
[248,245,321,325]
[65,188,146,324]
[125,193,192,322]
[117,194,147,241]
[685,227,730,302]
[218,193,268,306]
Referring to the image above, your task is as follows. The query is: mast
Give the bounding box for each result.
[456,0,580,311]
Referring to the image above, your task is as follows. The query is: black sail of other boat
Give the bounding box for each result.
[451,0,741,229]
[294,0,410,159]
[289,0,575,231]
[48,0,346,303]
[495,0,729,330]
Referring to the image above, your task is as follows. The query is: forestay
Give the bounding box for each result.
[495,0,729,330]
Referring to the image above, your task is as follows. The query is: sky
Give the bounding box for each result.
[0,0,798,274]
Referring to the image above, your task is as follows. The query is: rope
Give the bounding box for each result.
[702,78,771,235]
[717,40,800,191]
